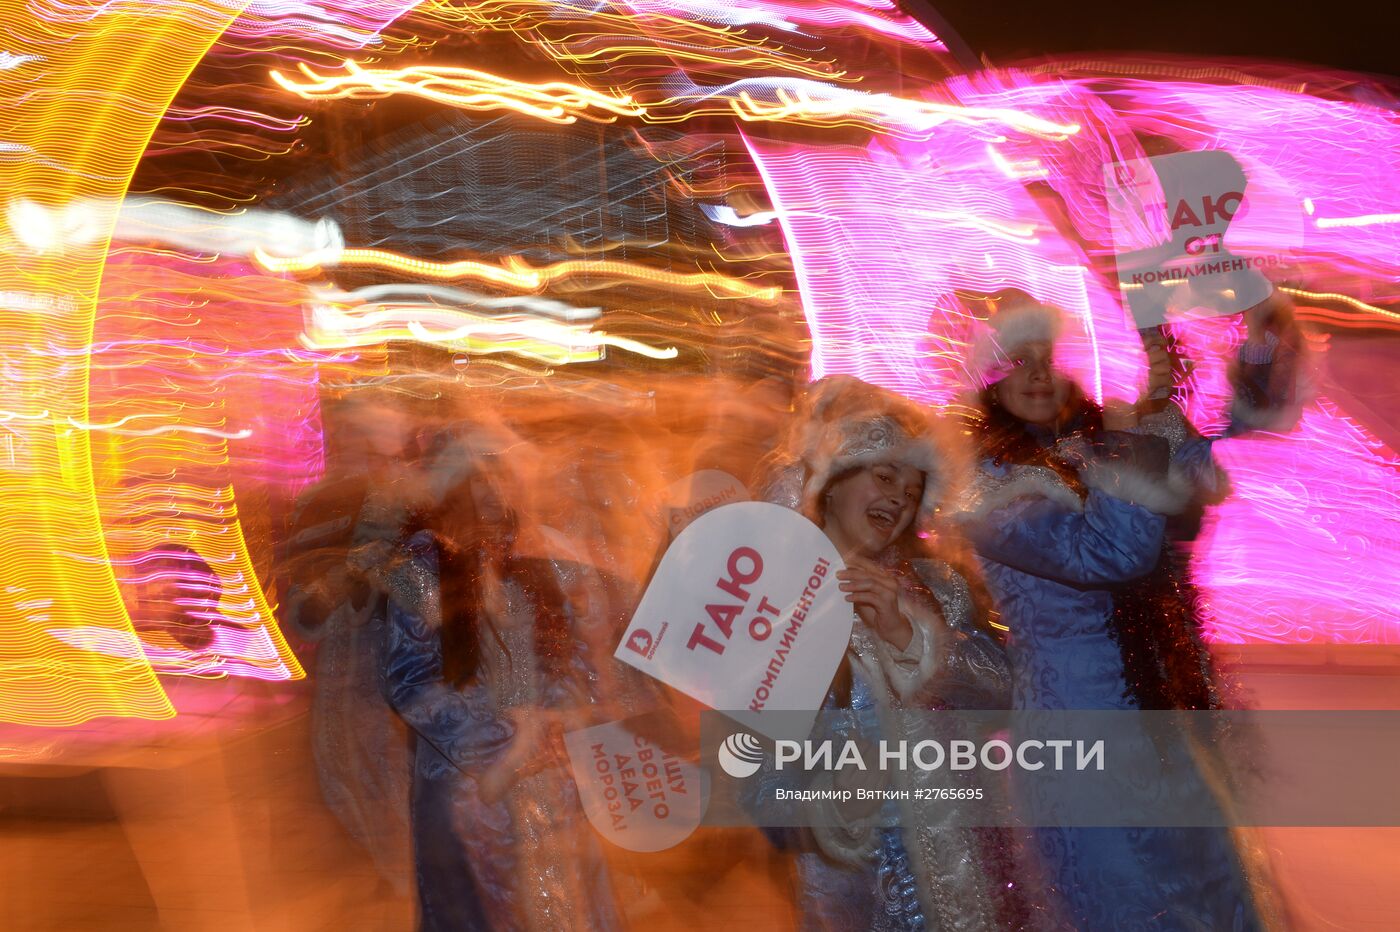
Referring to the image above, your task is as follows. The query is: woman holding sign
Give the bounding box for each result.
[760,376,1018,932]
[953,289,1296,931]
[378,427,622,932]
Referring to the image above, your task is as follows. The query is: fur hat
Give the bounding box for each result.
[784,376,965,533]
[965,289,1064,389]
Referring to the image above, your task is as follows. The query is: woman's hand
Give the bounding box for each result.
[1113,333,1178,430]
[1143,338,1174,401]
[1242,287,1293,346]
[837,557,913,652]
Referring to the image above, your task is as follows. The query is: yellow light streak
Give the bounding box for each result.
[256,246,785,302]
[0,0,270,726]
[302,301,677,364]
[422,0,850,83]
[1280,286,1400,321]
[269,55,1076,142]
[270,60,646,124]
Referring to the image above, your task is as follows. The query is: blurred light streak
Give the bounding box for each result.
[45,622,295,679]
[410,320,677,360]
[0,52,40,69]
[1092,78,1399,280]
[258,246,785,301]
[618,0,945,47]
[325,284,602,321]
[229,0,421,49]
[302,300,678,363]
[271,60,646,123]
[6,197,344,261]
[67,418,255,440]
[115,198,343,260]
[1280,287,1400,322]
[163,104,309,134]
[89,246,318,682]
[700,204,778,227]
[719,82,1080,139]
[0,0,262,726]
[619,0,801,31]
[742,129,1140,407]
[1167,316,1400,642]
[423,0,850,81]
[748,61,1399,645]
[268,59,1073,142]
[1314,213,1400,229]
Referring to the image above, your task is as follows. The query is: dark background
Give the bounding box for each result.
[919,0,1398,77]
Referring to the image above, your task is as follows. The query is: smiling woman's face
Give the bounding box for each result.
[992,340,1071,427]
[822,462,923,558]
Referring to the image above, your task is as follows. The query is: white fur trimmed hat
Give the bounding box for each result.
[784,376,965,533]
[965,289,1064,389]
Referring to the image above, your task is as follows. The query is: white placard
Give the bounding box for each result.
[664,469,749,538]
[564,718,708,852]
[615,502,852,740]
[1104,151,1297,327]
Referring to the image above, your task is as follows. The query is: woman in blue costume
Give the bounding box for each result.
[377,428,621,931]
[759,376,1021,932]
[952,288,1301,931]
[281,394,420,895]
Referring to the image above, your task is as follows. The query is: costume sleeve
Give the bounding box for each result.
[905,562,1010,710]
[877,613,936,706]
[382,534,514,769]
[1227,329,1306,436]
[1171,436,1229,505]
[742,701,877,861]
[1135,405,1231,508]
[962,489,1165,587]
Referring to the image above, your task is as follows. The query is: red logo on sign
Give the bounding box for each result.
[626,629,653,657]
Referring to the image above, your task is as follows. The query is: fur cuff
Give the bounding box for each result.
[1078,457,1195,516]
[810,805,878,866]
[952,466,1084,520]
[1229,394,1305,435]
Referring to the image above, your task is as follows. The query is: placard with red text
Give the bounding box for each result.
[564,718,709,852]
[1103,151,1300,327]
[614,502,852,740]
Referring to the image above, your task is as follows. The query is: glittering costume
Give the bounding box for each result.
[383,531,621,932]
[953,291,1289,930]
[758,378,1018,932]
[955,419,1263,931]
[285,478,414,893]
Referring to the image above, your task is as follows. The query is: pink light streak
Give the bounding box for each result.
[744,67,1400,644]
[937,72,1400,301]
[1112,80,1400,282]
[742,129,1145,407]
[620,0,945,47]
[90,247,327,679]
[44,624,300,679]
[228,0,421,49]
